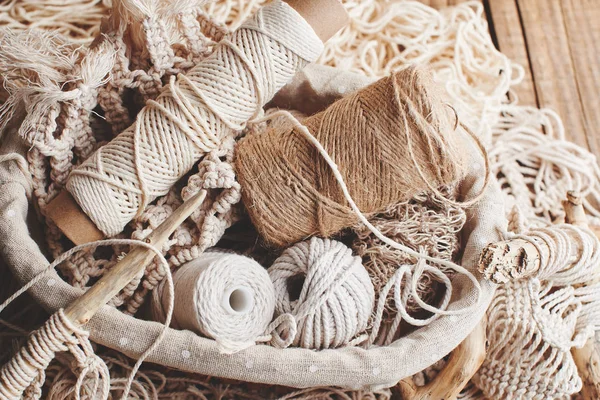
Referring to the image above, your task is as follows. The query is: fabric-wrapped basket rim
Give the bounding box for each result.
[0,105,501,390]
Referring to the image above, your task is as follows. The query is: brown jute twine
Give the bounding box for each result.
[235,66,467,247]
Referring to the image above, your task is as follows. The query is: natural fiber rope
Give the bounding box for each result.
[474,223,600,399]
[474,279,586,399]
[235,66,472,247]
[5,0,600,398]
[509,224,600,284]
[268,237,374,350]
[0,310,109,400]
[246,108,486,341]
[67,0,324,237]
[152,251,276,354]
[352,189,466,343]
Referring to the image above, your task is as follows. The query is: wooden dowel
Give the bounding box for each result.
[64,189,207,326]
[564,190,589,228]
[478,238,541,284]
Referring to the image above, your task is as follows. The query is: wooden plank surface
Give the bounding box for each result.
[420,0,478,7]
[560,0,600,156]
[515,0,589,149]
[486,0,538,107]
[425,0,600,158]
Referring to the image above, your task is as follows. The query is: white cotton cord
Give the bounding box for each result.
[475,278,585,399]
[267,237,374,350]
[575,282,600,333]
[152,251,276,354]
[508,224,600,285]
[0,238,175,400]
[491,106,600,223]
[257,110,483,319]
[527,280,591,351]
[66,0,324,237]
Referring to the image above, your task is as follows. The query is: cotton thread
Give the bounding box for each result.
[152,251,276,354]
[66,0,324,237]
[3,0,600,397]
[269,237,374,349]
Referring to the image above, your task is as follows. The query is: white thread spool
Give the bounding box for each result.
[269,237,375,349]
[153,252,275,354]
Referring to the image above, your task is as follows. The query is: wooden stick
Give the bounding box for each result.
[478,190,600,284]
[562,191,600,400]
[478,238,541,284]
[0,190,206,398]
[65,189,207,326]
[396,318,487,400]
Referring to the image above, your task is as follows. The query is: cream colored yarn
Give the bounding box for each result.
[475,279,586,399]
[473,223,600,399]
[0,310,109,400]
[153,251,276,354]
[269,237,374,350]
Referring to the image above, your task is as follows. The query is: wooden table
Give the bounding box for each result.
[423,0,600,158]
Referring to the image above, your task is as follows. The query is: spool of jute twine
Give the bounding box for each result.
[64,0,325,238]
[235,66,468,247]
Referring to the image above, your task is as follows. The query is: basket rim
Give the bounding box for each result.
[0,134,500,390]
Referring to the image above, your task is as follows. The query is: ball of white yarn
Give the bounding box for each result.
[269,237,374,349]
[153,251,275,354]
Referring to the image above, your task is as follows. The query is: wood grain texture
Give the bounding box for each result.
[560,0,600,157]
[486,0,537,107]
[515,0,588,149]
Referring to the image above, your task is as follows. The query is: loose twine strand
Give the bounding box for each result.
[4,0,600,397]
[0,238,175,400]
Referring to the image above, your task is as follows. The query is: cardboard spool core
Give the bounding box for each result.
[45,191,104,245]
[45,0,349,245]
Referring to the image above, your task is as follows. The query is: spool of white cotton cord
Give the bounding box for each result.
[269,237,374,349]
[152,252,275,354]
[64,0,326,238]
